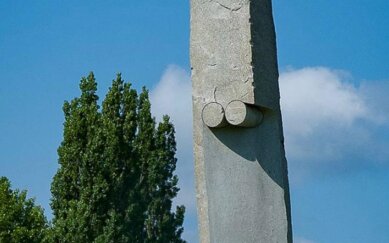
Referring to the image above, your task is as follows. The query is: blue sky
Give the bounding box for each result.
[1,1,388,242]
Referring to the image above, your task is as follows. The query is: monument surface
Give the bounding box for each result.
[190,0,293,242]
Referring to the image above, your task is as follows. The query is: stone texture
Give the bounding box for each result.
[191,0,293,242]
[225,100,263,127]
[202,102,228,128]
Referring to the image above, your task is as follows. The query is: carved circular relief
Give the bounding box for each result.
[225,100,263,127]
[202,102,227,128]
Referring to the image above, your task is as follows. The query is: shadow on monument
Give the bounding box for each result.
[210,108,287,189]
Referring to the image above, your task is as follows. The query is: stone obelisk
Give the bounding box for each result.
[191,0,292,242]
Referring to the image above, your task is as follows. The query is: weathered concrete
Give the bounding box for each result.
[191,0,292,242]
[225,100,263,127]
[202,102,228,128]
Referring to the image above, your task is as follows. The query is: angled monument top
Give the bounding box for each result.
[191,0,280,116]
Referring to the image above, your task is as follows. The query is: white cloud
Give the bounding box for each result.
[150,65,192,142]
[280,67,368,136]
[279,67,389,181]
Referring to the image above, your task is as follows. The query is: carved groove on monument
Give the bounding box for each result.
[202,101,263,128]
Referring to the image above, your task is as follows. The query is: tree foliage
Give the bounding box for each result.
[0,177,47,243]
[50,73,185,242]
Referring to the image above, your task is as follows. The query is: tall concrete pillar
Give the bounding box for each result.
[190,0,293,242]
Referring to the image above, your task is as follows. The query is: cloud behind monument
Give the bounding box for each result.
[152,65,389,181]
[280,67,389,180]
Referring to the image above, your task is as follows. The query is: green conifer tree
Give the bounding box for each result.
[50,73,185,242]
[144,116,185,243]
[50,73,107,242]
